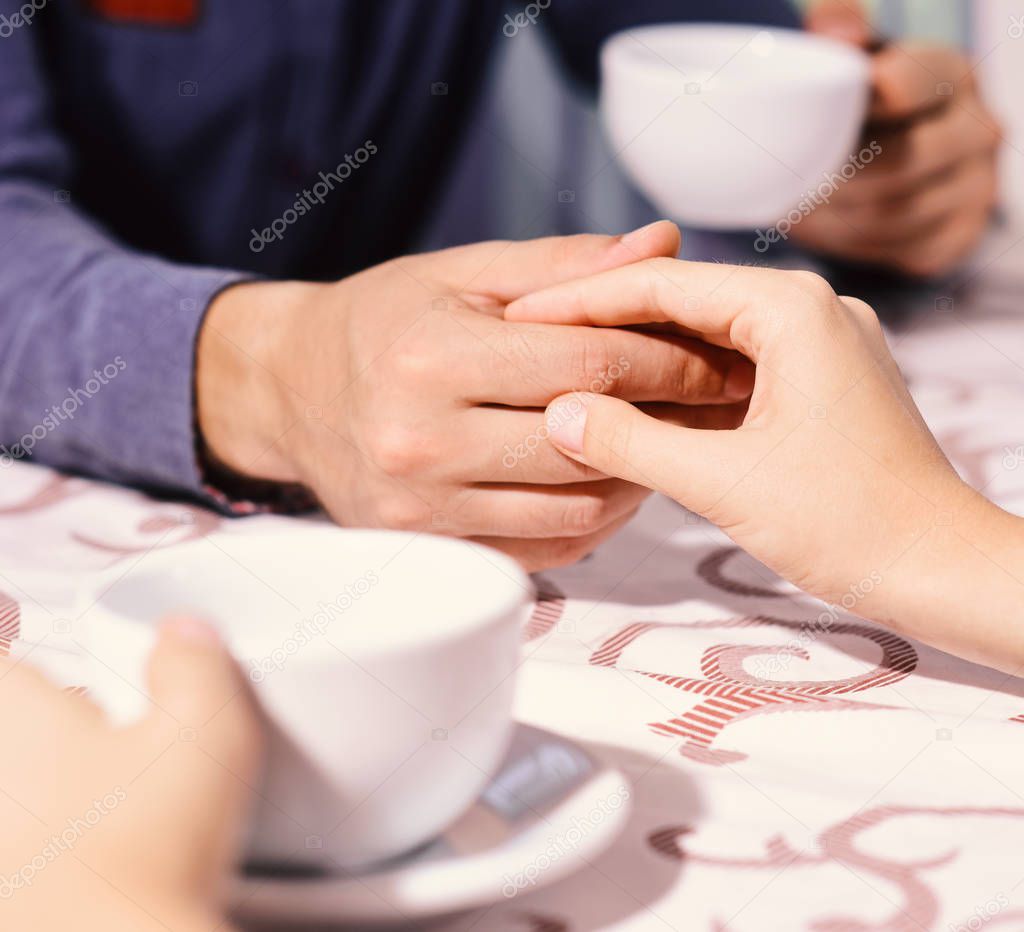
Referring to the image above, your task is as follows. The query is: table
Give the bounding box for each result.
[2,228,1024,932]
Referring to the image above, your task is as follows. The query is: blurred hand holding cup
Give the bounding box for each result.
[600,24,872,229]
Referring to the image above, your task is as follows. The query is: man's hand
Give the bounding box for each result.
[197,223,753,570]
[791,0,1002,278]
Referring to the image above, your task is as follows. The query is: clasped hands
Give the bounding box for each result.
[198,221,754,571]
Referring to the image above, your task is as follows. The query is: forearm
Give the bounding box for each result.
[0,180,252,497]
[863,487,1024,675]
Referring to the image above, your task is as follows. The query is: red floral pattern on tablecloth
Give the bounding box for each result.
[0,592,20,655]
[591,615,916,765]
[523,579,566,643]
[650,806,1024,932]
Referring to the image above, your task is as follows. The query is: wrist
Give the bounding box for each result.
[196,280,325,483]
[865,482,1024,672]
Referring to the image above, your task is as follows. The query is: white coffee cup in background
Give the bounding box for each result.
[600,24,872,229]
[81,528,531,871]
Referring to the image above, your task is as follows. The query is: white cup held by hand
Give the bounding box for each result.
[81,528,531,871]
[600,24,872,229]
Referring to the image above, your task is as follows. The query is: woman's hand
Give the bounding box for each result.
[0,617,262,931]
[507,258,1024,674]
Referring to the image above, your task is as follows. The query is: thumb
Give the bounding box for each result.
[545,393,732,514]
[805,0,872,47]
[142,616,261,774]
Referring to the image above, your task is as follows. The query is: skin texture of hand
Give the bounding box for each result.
[197,223,753,571]
[792,0,1002,278]
[508,257,1024,675]
[0,617,261,931]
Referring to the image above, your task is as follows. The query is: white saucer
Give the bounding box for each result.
[231,725,631,925]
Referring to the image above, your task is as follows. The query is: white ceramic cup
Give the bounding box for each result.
[600,24,872,229]
[80,528,531,871]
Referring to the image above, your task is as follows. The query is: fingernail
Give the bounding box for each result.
[164,616,221,645]
[546,395,590,454]
[724,361,755,401]
[620,220,663,247]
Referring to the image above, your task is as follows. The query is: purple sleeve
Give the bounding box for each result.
[0,6,253,500]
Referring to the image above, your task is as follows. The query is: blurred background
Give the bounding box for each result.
[424,0,1024,266]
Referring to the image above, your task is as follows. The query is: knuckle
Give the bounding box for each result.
[673,349,719,398]
[841,297,887,344]
[536,535,594,570]
[841,296,881,328]
[560,496,608,537]
[550,233,589,268]
[788,270,835,305]
[374,495,431,531]
[367,426,426,477]
[568,335,612,391]
[497,324,546,373]
[643,257,676,308]
[645,256,678,277]
[389,340,440,384]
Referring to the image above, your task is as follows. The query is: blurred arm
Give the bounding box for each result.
[0,6,253,500]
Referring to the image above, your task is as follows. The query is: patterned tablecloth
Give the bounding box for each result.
[2,230,1024,932]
